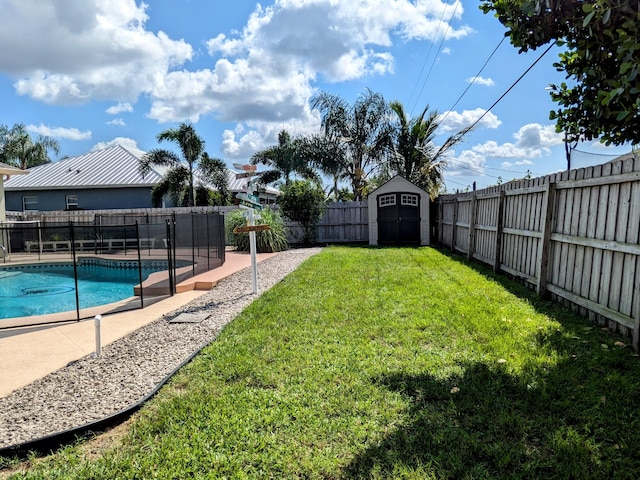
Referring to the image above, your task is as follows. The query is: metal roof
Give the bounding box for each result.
[3,145,163,191]
[4,144,280,196]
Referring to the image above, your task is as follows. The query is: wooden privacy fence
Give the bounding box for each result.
[436,157,640,350]
[285,201,368,244]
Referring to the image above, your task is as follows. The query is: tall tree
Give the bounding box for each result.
[250,129,319,186]
[481,0,640,145]
[140,123,228,207]
[296,133,346,200]
[389,101,467,198]
[311,89,393,200]
[199,153,231,206]
[0,123,60,169]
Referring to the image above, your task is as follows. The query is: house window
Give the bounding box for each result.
[401,194,419,206]
[22,196,38,212]
[66,195,79,210]
[379,194,396,207]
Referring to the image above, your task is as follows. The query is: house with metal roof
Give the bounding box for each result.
[3,145,279,212]
[4,145,163,212]
[1,162,29,220]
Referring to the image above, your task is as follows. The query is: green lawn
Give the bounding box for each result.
[4,246,640,479]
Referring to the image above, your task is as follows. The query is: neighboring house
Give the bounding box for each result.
[4,145,278,212]
[0,162,29,221]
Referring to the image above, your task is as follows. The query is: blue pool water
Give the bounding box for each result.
[0,263,165,319]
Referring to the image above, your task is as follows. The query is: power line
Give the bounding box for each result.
[462,42,555,134]
[571,147,631,157]
[409,1,461,115]
[405,6,448,112]
[445,157,546,176]
[439,36,506,125]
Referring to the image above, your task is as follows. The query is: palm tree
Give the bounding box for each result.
[0,123,60,169]
[295,133,346,200]
[389,101,468,198]
[250,129,319,186]
[311,89,392,201]
[199,153,231,205]
[140,123,228,207]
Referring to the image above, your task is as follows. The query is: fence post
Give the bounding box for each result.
[494,191,505,273]
[69,221,81,322]
[467,194,477,260]
[632,266,640,351]
[437,200,443,245]
[135,221,144,308]
[536,182,556,296]
[451,198,458,253]
[166,219,174,296]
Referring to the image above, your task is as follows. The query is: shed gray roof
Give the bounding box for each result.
[4,145,163,191]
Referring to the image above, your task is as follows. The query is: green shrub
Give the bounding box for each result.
[278,179,325,245]
[226,208,288,253]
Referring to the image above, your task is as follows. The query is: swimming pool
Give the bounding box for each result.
[0,260,174,320]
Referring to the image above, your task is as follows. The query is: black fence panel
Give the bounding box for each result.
[0,211,225,329]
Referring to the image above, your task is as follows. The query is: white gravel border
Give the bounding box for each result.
[0,248,322,449]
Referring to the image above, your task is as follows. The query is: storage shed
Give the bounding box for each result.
[368,175,430,246]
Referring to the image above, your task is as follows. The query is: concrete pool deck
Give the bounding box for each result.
[0,250,277,397]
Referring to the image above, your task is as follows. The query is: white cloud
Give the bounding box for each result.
[106,102,133,115]
[91,137,144,157]
[221,114,321,159]
[445,149,486,177]
[441,47,451,55]
[207,1,471,84]
[107,118,126,126]
[26,123,91,140]
[501,159,533,168]
[444,123,564,181]
[149,0,471,125]
[467,76,494,87]
[2,0,192,105]
[2,0,474,158]
[439,108,501,133]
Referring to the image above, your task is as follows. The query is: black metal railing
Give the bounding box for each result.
[0,211,225,329]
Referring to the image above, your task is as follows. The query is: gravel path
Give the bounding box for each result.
[0,248,322,450]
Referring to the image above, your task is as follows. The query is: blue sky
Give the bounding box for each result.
[0,0,631,192]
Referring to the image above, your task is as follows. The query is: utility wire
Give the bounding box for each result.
[462,42,555,134]
[405,6,448,112]
[439,42,555,185]
[445,157,546,176]
[409,1,460,115]
[439,36,506,125]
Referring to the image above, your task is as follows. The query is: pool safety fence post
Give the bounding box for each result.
[172,216,177,290]
[122,224,128,255]
[191,213,196,276]
[135,221,144,308]
[94,315,102,357]
[206,213,211,270]
[69,222,81,322]
[166,220,175,295]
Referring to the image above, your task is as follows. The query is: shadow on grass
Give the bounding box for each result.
[344,353,640,479]
[339,248,640,479]
[430,246,631,336]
